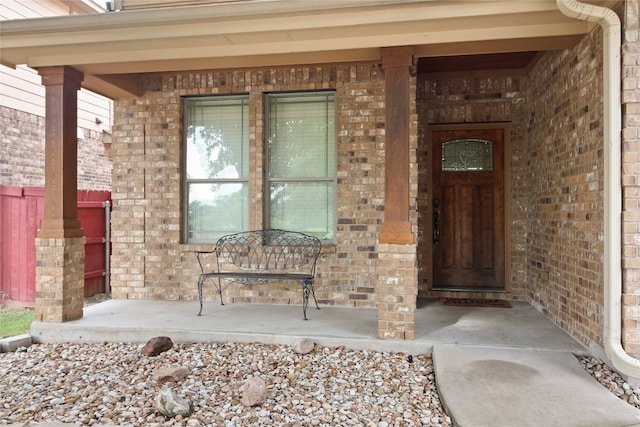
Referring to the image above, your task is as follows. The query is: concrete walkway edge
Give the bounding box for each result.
[0,334,32,353]
[433,344,640,427]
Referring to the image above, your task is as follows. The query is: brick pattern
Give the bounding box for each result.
[622,0,640,356]
[526,28,605,349]
[34,237,85,322]
[0,106,112,190]
[110,65,418,323]
[416,72,528,300]
[76,127,113,191]
[377,243,417,339]
[0,107,45,187]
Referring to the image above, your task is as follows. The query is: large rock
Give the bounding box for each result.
[292,338,315,355]
[141,336,173,356]
[153,366,190,384]
[154,387,191,418]
[241,376,267,407]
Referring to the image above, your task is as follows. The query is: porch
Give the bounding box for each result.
[30,298,586,355]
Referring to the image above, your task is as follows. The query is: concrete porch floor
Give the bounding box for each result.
[30,298,587,355]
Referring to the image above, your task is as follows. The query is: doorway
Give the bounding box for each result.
[427,125,509,292]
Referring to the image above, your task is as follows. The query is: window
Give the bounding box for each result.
[184,95,249,243]
[266,92,336,242]
[442,139,493,171]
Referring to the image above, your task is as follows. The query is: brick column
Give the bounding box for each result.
[377,243,417,339]
[377,47,417,339]
[35,66,85,322]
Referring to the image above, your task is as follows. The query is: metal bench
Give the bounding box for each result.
[195,229,322,320]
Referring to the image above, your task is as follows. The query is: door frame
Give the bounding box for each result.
[426,123,512,295]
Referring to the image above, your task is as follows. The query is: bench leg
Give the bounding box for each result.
[302,279,319,320]
[198,276,225,316]
[197,276,205,316]
[216,277,225,305]
[310,281,319,310]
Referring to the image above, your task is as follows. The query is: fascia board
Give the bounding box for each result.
[1,1,589,69]
[1,1,570,42]
[1,14,588,72]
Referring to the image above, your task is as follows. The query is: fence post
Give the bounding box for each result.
[103,200,111,293]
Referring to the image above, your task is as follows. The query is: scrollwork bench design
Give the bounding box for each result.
[195,229,322,320]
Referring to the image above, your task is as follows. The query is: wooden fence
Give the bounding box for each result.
[0,185,111,306]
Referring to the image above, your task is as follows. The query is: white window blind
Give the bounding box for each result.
[266,92,336,241]
[184,95,249,242]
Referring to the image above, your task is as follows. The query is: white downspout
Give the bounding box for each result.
[556,0,640,379]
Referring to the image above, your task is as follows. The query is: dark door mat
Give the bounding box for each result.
[439,297,512,308]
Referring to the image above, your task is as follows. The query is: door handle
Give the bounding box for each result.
[433,199,440,244]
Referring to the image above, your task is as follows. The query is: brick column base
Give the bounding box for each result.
[35,237,85,322]
[377,243,417,339]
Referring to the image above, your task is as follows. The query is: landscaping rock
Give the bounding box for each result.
[154,387,190,418]
[141,336,173,356]
[152,366,190,384]
[240,376,267,407]
[292,338,315,354]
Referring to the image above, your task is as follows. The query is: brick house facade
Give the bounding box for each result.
[105,21,609,348]
[0,106,112,191]
[110,63,418,339]
[5,0,640,378]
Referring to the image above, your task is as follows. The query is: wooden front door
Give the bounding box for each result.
[431,128,505,289]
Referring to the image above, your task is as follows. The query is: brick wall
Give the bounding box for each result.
[417,25,608,349]
[110,64,417,308]
[77,127,112,191]
[0,106,112,190]
[0,107,45,187]
[526,29,605,348]
[416,71,528,299]
[622,0,640,356]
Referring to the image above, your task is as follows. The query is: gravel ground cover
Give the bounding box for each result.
[3,342,639,426]
[578,355,640,408]
[0,342,452,426]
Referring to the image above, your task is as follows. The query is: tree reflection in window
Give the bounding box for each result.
[442,139,493,171]
[184,95,249,242]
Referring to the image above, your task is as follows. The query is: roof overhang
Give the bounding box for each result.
[0,0,608,98]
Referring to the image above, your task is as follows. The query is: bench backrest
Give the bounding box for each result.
[215,229,322,273]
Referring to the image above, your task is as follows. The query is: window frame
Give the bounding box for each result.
[182,93,250,244]
[264,90,338,244]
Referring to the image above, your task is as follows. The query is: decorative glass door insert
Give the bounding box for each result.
[442,139,493,171]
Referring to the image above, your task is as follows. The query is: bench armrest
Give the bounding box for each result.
[194,249,217,275]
